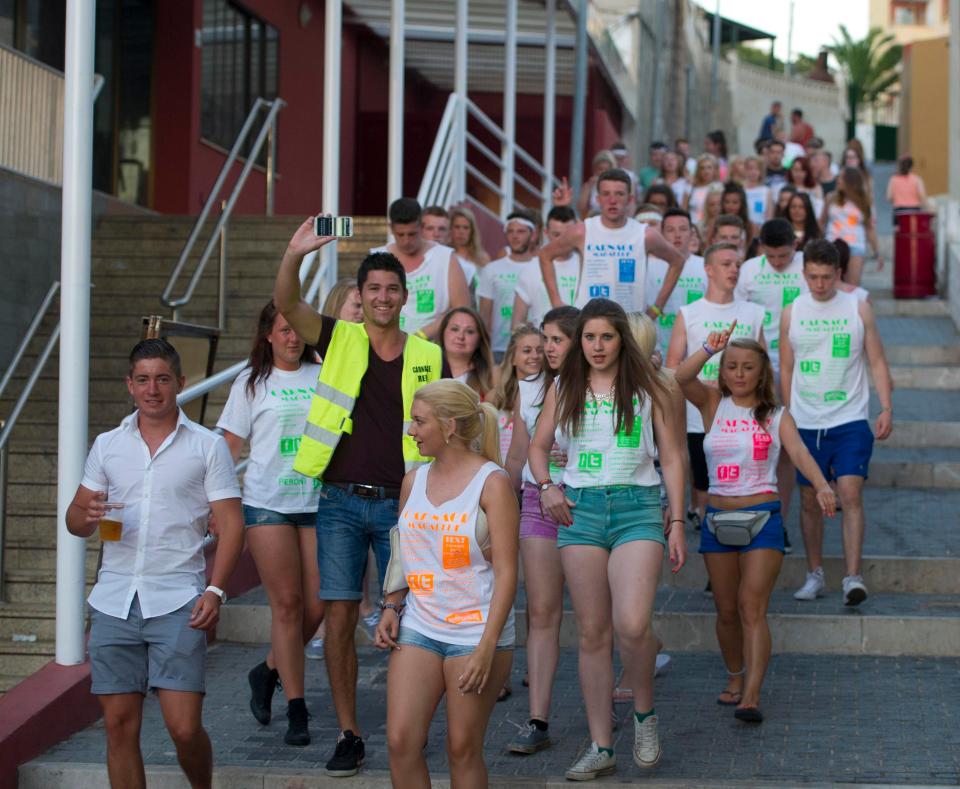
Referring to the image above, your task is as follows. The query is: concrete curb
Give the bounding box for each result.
[17,762,954,789]
[872,299,947,317]
[888,366,960,389]
[870,460,960,488]
[884,421,960,448]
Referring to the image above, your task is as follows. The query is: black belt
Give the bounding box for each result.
[326,482,401,500]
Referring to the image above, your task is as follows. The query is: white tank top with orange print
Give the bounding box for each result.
[399,461,515,646]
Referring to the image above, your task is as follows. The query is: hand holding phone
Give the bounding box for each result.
[314,215,354,238]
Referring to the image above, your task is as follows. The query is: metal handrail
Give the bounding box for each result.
[417,93,459,208]
[161,97,285,320]
[0,281,59,402]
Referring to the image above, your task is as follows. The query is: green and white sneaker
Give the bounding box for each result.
[564,742,616,781]
[633,713,661,768]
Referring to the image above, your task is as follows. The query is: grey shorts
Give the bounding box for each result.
[88,594,206,695]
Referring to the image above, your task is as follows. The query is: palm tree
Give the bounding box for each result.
[828,25,902,142]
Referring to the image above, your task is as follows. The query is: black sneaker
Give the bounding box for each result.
[284,698,310,746]
[326,730,365,777]
[783,527,793,554]
[248,661,279,725]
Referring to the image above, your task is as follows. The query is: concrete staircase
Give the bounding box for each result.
[0,213,385,693]
[218,267,960,658]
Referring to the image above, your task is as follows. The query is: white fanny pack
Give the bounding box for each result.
[706,510,771,547]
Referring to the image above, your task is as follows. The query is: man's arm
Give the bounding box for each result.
[273,217,337,344]
[511,292,530,330]
[66,485,106,538]
[861,301,893,440]
[539,223,584,308]
[778,305,794,406]
[645,228,684,318]
[416,254,470,341]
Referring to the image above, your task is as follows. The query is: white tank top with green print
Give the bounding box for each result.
[561,389,659,488]
[369,243,452,334]
[679,297,766,432]
[787,291,869,429]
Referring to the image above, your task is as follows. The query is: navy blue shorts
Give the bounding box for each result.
[796,419,873,485]
[699,501,785,554]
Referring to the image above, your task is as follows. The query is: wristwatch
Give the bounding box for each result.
[205,585,227,604]
[538,480,555,493]
[379,600,404,615]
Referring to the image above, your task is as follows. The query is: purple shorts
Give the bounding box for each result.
[520,483,561,540]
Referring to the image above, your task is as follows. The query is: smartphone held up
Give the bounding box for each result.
[314,215,354,238]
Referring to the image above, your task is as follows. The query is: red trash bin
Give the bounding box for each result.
[893,211,936,299]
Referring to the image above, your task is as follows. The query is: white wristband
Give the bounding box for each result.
[205,585,227,603]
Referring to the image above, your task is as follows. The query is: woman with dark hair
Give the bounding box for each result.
[529,299,686,780]
[832,239,870,302]
[504,306,579,755]
[885,154,929,223]
[720,181,757,247]
[785,192,822,250]
[218,301,323,747]
[785,156,824,218]
[774,184,798,218]
[704,130,729,179]
[676,329,835,724]
[439,306,496,398]
[641,183,678,214]
[824,167,882,285]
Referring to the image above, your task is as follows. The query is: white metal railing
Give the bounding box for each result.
[417,93,560,220]
[162,97,285,324]
[0,281,62,598]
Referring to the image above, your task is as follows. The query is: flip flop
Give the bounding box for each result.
[716,690,742,706]
[734,706,764,723]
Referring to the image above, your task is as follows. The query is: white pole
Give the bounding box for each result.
[541,0,556,217]
[569,0,588,201]
[455,0,468,203]
[785,0,795,77]
[323,0,341,285]
[501,0,517,218]
[388,0,405,208]
[56,0,95,666]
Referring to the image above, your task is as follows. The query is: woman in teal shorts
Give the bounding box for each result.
[529,298,686,781]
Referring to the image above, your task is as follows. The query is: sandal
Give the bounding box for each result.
[734,705,764,723]
[496,684,513,702]
[716,690,742,706]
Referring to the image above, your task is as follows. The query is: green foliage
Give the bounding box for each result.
[730,45,821,76]
[828,25,903,106]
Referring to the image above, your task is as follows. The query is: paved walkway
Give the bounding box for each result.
[31,644,960,786]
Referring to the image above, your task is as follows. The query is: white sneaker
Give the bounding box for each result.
[654,653,672,677]
[633,714,661,769]
[564,742,616,781]
[794,567,825,600]
[842,575,868,606]
[304,638,324,660]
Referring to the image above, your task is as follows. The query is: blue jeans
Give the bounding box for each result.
[316,484,398,601]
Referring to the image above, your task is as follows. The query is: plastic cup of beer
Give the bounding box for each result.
[98,503,125,542]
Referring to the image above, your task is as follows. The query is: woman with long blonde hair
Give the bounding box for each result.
[684,153,720,225]
[375,380,519,789]
[823,167,881,286]
[450,206,491,272]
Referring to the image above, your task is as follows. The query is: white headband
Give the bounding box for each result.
[636,211,662,224]
[504,217,537,233]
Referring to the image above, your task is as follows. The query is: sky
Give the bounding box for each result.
[694,0,870,63]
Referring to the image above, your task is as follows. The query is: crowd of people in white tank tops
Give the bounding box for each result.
[225,128,896,784]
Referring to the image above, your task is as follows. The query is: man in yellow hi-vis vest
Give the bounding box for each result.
[273,217,447,776]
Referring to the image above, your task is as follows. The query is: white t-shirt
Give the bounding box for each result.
[679,298,766,432]
[217,364,322,513]
[646,254,706,357]
[515,255,579,328]
[745,185,771,226]
[734,252,808,375]
[665,177,692,207]
[371,243,454,334]
[578,215,648,312]
[787,291,870,429]
[477,256,532,352]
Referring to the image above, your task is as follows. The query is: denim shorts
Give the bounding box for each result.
[315,483,397,601]
[88,594,206,695]
[557,485,664,551]
[796,420,873,485]
[519,483,560,540]
[397,625,514,659]
[700,501,785,554]
[243,505,316,529]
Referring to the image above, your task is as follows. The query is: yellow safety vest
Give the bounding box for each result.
[294,320,443,479]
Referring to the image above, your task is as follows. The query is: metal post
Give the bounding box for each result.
[569,0,588,202]
[0,439,7,602]
[949,0,960,208]
[650,0,666,146]
[500,0,517,218]
[323,0,341,281]
[710,0,721,112]
[218,201,228,331]
[634,13,644,165]
[454,0,468,202]
[265,114,277,216]
[541,0,556,216]
[388,0,405,207]
[56,0,95,666]
[785,0,795,77]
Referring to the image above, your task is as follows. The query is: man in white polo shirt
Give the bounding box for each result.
[67,339,243,789]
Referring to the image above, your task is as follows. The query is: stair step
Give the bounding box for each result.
[877,315,959,347]
[0,639,54,676]
[0,603,57,641]
[884,344,960,365]
[871,298,947,317]
[887,366,960,389]
[3,568,96,605]
[219,587,960,656]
